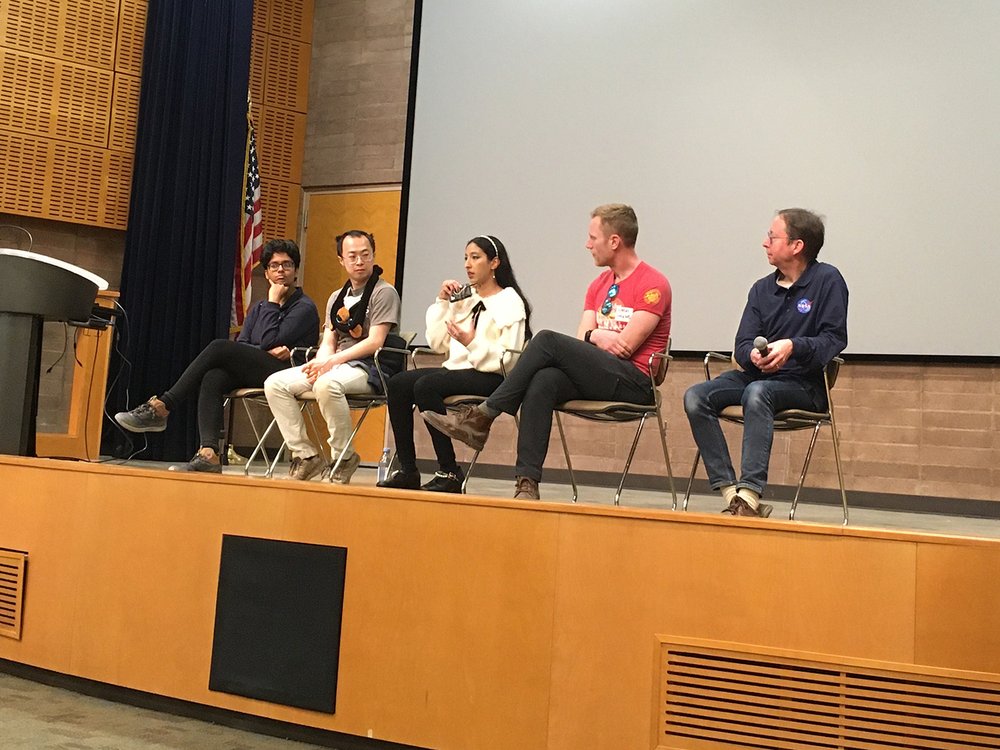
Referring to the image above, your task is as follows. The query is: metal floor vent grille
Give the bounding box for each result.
[657,641,1000,750]
[0,550,27,640]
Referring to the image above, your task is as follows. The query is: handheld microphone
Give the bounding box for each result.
[449,283,473,303]
[753,336,770,355]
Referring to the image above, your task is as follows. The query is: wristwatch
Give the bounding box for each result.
[584,329,596,344]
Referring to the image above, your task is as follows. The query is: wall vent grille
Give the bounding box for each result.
[657,641,1000,750]
[0,550,27,640]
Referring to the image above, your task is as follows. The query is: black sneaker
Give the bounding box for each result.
[420,469,464,493]
[377,469,421,489]
[168,453,223,473]
[115,398,167,433]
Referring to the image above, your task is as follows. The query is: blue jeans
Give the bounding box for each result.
[683,370,826,494]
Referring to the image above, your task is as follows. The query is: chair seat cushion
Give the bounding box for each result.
[227,387,266,398]
[719,406,830,424]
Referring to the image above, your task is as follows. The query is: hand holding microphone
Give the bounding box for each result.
[752,336,794,373]
[438,279,465,301]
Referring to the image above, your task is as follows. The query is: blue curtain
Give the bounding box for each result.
[106,0,253,460]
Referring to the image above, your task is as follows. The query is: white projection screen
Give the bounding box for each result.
[399,1,1000,356]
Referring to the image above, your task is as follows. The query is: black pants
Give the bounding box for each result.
[386,367,503,473]
[161,339,288,450]
[485,330,651,481]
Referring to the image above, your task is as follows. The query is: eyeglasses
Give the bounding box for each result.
[766,232,792,243]
[600,283,619,315]
[266,261,295,271]
[343,251,373,265]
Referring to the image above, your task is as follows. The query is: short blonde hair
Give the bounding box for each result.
[591,203,638,247]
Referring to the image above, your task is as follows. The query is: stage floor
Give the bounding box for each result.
[114,456,1000,540]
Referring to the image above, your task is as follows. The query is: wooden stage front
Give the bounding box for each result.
[2,455,999,749]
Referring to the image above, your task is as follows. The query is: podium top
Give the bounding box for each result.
[0,248,109,291]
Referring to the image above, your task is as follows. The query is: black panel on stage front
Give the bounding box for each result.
[209,535,348,713]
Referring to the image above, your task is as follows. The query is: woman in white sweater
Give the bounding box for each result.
[378,235,532,492]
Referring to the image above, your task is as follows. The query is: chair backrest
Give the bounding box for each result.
[826,357,843,390]
[651,337,672,387]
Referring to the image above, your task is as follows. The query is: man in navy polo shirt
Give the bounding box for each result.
[684,208,848,518]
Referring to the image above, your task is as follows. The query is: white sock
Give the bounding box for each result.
[721,485,739,505]
[737,487,760,510]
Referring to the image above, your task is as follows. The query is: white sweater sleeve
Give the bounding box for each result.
[462,288,527,372]
[424,298,451,354]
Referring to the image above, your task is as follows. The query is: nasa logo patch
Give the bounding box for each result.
[797,298,812,314]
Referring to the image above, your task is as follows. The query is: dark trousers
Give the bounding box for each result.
[386,367,503,472]
[161,339,288,450]
[485,330,652,481]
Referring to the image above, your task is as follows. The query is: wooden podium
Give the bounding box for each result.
[0,249,108,457]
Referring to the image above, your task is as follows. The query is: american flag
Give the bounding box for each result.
[232,106,263,329]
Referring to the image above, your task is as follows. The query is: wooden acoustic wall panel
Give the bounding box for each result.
[115,0,147,75]
[259,106,305,183]
[109,72,141,151]
[251,0,269,32]
[0,131,131,228]
[656,641,1000,750]
[0,131,47,215]
[0,48,113,146]
[0,549,26,640]
[49,141,104,223]
[260,178,300,241]
[268,0,313,43]
[105,150,134,228]
[0,0,118,69]
[0,0,142,229]
[263,35,310,113]
[249,31,266,110]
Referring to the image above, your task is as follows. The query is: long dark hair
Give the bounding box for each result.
[468,235,533,340]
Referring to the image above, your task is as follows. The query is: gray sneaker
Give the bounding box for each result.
[115,399,167,433]
[328,451,361,484]
[288,454,326,481]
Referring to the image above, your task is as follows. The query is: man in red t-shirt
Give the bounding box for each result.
[423,204,672,499]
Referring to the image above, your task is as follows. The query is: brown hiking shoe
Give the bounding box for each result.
[328,450,361,484]
[721,497,773,518]
[421,405,494,452]
[288,454,325,481]
[514,476,540,500]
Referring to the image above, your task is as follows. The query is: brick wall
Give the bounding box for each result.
[405,357,1000,505]
[303,0,414,187]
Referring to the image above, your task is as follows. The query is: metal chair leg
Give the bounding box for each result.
[613,414,649,506]
[462,449,481,494]
[244,417,279,476]
[240,398,271,470]
[827,414,849,526]
[683,450,700,512]
[554,412,578,502]
[789,423,821,521]
[654,409,678,510]
[328,402,373,478]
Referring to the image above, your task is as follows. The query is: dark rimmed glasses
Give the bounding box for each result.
[601,283,619,315]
